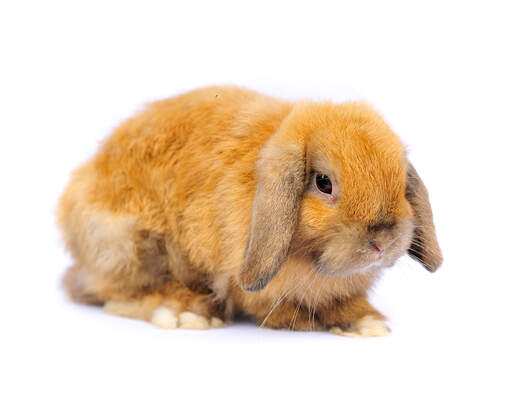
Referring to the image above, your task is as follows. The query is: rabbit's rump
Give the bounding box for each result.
[60,205,226,329]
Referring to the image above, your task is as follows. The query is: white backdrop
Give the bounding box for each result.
[1,1,511,407]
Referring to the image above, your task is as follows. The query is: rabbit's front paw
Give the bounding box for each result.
[329,315,390,338]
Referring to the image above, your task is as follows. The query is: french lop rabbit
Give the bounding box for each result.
[58,86,442,336]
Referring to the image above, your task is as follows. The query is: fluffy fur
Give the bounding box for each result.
[58,86,442,336]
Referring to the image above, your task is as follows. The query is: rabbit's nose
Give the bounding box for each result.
[370,241,383,252]
[369,240,389,253]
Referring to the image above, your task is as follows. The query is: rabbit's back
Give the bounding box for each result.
[58,86,292,298]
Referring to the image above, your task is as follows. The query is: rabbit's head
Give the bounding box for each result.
[240,102,442,291]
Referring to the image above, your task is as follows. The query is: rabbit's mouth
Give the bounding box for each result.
[306,222,412,278]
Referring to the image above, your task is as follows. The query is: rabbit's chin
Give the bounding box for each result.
[313,258,392,278]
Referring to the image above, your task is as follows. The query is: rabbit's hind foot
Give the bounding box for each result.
[103,281,226,330]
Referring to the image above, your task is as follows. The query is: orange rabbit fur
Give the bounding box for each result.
[58,86,442,336]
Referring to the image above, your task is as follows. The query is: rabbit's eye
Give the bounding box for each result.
[315,174,332,195]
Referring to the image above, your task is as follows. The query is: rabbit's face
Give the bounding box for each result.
[241,102,441,292]
[290,106,415,277]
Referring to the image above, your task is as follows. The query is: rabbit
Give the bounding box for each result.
[58,85,442,336]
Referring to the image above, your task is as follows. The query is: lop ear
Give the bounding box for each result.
[240,131,307,292]
[405,161,443,271]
